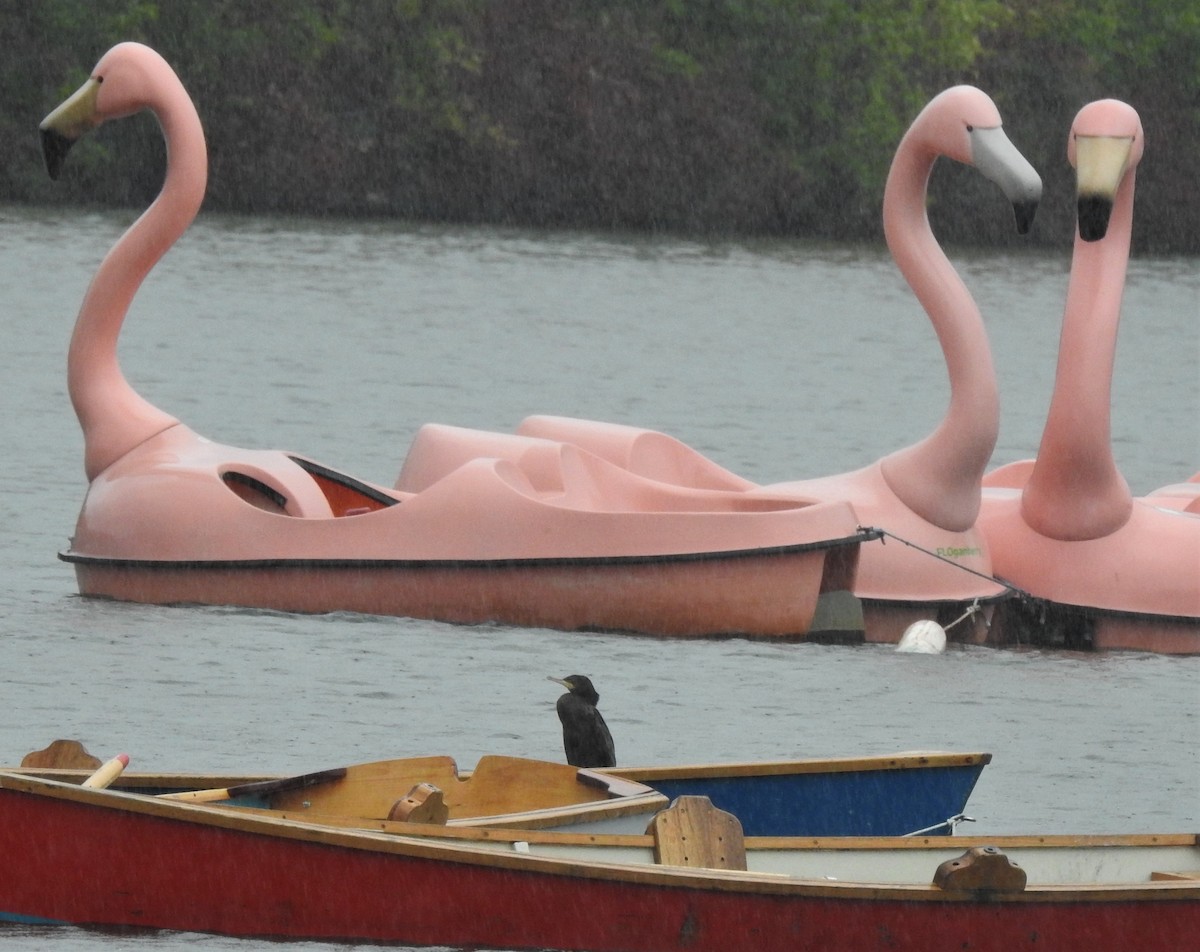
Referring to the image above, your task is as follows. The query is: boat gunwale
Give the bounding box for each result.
[616,750,992,781]
[4,750,993,790]
[56,528,881,570]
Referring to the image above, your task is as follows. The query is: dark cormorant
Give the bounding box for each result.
[548,674,616,768]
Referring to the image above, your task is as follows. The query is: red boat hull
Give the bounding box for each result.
[0,783,1194,951]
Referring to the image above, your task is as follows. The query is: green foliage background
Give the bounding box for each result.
[3,0,1196,250]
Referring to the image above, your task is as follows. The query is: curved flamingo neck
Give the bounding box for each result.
[70,65,205,481]
[877,126,999,532]
[1021,171,1134,540]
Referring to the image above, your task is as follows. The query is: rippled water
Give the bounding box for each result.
[1,206,1197,951]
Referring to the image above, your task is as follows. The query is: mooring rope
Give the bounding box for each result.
[859,525,1032,599]
[942,601,981,632]
[904,813,976,837]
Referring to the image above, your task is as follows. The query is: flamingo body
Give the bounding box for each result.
[978,101,1200,652]
[485,87,1043,643]
[980,489,1199,619]
[41,43,871,637]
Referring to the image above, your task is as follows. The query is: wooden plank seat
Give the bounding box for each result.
[649,796,747,871]
[21,739,102,770]
[269,755,635,821]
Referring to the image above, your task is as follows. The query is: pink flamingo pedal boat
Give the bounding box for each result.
[38,42,876,637]
[410,86,1044,645]
[979,101,1200,653]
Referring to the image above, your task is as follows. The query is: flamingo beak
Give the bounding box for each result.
[1074,134,1133,242]
[968,125,1043,235]
[40,77,102,180]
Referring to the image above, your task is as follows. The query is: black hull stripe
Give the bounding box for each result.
[59,530,879,572]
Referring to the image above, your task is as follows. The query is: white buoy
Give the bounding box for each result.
[896,619,947,654]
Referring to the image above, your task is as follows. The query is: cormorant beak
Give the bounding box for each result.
[40,77,102,180]
[547,676,570,689]
[968,125,1043,235]
[1074,134,1133,242]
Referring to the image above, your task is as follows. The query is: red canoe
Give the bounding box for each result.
[0,772,1195,951]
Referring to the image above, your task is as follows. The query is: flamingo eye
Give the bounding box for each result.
[965,124,974,132]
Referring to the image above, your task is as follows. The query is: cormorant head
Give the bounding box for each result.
[548,674,600,706]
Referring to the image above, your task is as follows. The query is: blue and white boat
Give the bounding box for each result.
[615,751,990,836]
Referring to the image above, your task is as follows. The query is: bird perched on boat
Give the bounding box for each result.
[548,675,616,768]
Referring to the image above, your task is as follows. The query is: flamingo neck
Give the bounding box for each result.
[877,136,999,531]
[1020,174,1134,540]
[69,83,206,481]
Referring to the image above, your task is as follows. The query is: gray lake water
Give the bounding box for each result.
[1,205,1197,951]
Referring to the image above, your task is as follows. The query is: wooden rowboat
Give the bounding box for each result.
[0,772,1194,951]
[615,750,990,835]
[15,742,991,836]
[14,742,666,832]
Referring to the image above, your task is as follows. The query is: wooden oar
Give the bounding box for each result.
[153,756,651,821]
[158,767,348,803]
[81,753,130,789]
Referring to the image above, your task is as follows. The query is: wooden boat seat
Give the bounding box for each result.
[1150,870,1200,881]
[269,755,623,820]
[933,846,1027,893]
[387,783,449,824]
[649,796,746,871]
[21,740,102,770]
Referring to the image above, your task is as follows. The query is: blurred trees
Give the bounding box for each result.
[2,0,1196,251]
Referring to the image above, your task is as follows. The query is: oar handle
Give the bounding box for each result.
[81,753,130,789]
[158,767,348,803]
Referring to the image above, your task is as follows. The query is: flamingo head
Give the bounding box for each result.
[1067,99,1143,242]
[907,86,1043,234]
[40,42,170,180]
